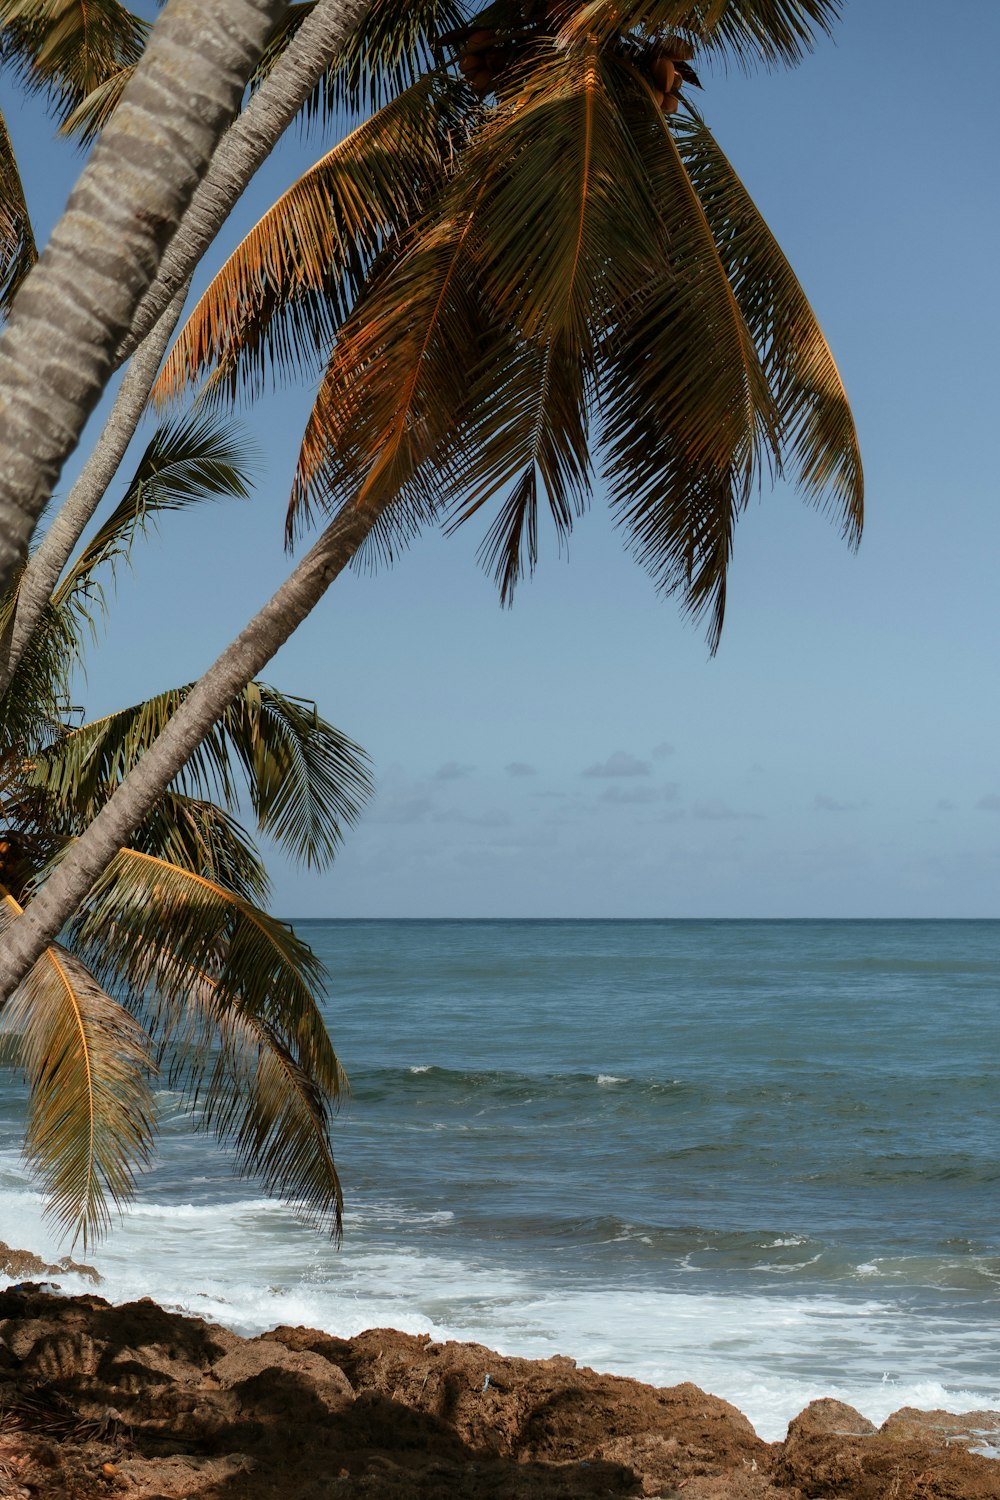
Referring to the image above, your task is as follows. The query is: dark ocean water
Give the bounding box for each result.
[2,919,998,1439]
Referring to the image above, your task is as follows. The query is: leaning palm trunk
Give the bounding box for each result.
[0,498,382,1001]
[0,0,286,602]
[0,0,375,696]
[0,298,185,696]
[118,0,376,367]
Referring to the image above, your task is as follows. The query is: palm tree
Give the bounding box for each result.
[0,0,377,693]
[0,410,371,1247]
[159,0,860,649]
[0,3,862,1011]
[0,0,299,601]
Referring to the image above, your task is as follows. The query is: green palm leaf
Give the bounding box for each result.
[69,850,344,1099]
[598,70,781,645]
[0,105,36,317]
[124,790,272,906]
[59,61,133,143]
[29,681,372,866]
[0,574,81,746]
[252,0,464,118]
[153,74,459,410]
[0,887,155,1247]
[0,0,148,126]
[53,412,258,612]
[126,945,346,1238]
[446,329,592,603]
[673,107,862,536]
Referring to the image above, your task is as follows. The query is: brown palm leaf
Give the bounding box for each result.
[0,888,155,1247]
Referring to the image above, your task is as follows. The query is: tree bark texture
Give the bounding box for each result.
[0,296,185,697]
[0,0,374,693]
[0,0,287,602]
[117,0,375,365]
[0,499,382,1002]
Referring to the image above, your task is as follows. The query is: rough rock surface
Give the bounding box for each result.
[0,1288,995,1499]
[0,1242,100,1284]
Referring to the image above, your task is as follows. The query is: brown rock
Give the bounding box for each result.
[881,1405,1000,1454]
[0,1292,996,1499]
[785,1397,878,1441]
[777,1397,1000,1499]
[0,1240,100,1283]
[211,1338,354,1407]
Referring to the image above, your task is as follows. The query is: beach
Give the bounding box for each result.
[1,919,998,1485]
[0,1281,999,1498]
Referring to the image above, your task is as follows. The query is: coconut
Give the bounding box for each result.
[651,57,676,91]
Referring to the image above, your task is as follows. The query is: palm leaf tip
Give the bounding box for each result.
[0,890,156,1249]
[67,854,347,1239]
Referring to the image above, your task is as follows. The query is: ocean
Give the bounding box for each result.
[2,919,998,1443]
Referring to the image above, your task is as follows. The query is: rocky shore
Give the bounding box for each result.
[0,1281,997,1499]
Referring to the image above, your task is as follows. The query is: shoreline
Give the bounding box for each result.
[0,1282,998,1498]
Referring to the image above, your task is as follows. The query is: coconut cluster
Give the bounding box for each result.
[644,42,692,115]
[457,26,509,98]
[453,10,700,111]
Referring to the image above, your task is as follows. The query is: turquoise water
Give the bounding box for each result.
[2,919,998,1437]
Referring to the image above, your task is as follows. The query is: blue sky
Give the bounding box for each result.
[3,1,999,917]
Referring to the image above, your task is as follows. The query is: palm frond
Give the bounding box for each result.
[0,105,37,317]
[29,681,372,866]
[59,61,133,144]
[0,570,82,748]
[222,682,373,867]
[152,74,459,410]
[446,329,592,603]
[563,1,842,67]
[673,108,862,537]
[0,887,155,1247]
[124,942,345,1238]
[251,0,464,119]
[0,755,67,898]
[598,70,781,645]
[0,0,148,126]
[68,851,343,1097]
[53,412,258,612]
[124,790,271,906]
[286,197,487,554]
[467,38,662,351]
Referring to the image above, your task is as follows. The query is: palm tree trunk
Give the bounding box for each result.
[0,0,374,697]
[0,499,382,1001]
[0,0,287,603]
[118,0,375,367]
[0,296,185,697]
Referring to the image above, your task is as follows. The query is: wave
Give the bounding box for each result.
[356,1062,693,1103]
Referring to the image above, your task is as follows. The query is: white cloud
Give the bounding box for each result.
[651,740,675,759]
[976,794,1000,812]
